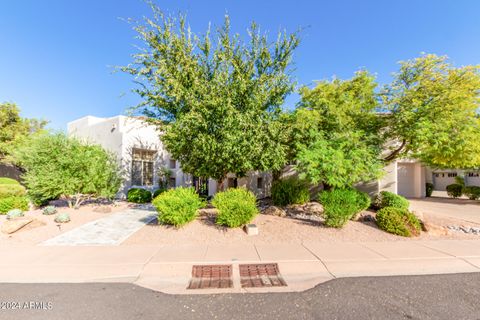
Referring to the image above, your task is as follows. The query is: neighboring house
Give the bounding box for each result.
[67,115,272,198]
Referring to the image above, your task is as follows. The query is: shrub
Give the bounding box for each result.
[153,188,167,199]
[55,213,71,223]
[0,196,29,214]
[0,184,26,198]
[375,191,409,210]
[463,186,480,200]
[0,177,19,185]
[376,207,421,237]
[6,209,24,220]
[127,188,152,203]
[42,205,57,215]
[320,189,368,228]
[213,188,259,228]
[446,184,463,198]
[153,187,205,227]
[271,178,310,206]
[426,183,434,197]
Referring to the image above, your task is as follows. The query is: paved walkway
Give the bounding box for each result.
[2,239,480,294]
[41,208,157,246]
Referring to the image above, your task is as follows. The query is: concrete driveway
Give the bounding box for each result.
[409,197,480,224]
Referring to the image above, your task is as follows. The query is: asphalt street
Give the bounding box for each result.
[1,273,479,320]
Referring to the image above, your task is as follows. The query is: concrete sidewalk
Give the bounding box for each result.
[1,240,480,294]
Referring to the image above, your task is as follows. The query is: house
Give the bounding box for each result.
[67,115,272,198]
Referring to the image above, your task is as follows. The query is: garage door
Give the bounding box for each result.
[466,172,480,187]
[432,172,457,191]
[397,163,415,198]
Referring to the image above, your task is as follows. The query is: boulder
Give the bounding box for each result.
[413,211,424,221]
[262,206,287,217]
[422,221,450,236]
[304,202,324,216]
[93,205,112,213]
[1,217,33,234]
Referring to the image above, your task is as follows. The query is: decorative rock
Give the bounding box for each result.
[42,205,57,215]
[422,221,450,236]
[304,202,324,216]
[244,224,259,236]
[6,209,24,220]
[54,213,71,223]
[262,206,287,217]
[413,211,424,221]
[93,205,112,213]
[1,217,33,234]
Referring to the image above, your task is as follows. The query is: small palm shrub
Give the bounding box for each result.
[426,183,434,197]
[213,188,259,228]
[375,191,409,210]
[320,189,369,228]
[0,184,26,198]
[446,184,463,198]
[463,186,480,200]
[376,207,421,237]
[127,188,152,203]
[271,178,310,206]
[0,196,29,214]
[153,188,167,199]
[153,187,205,227]
[0,177,20,185]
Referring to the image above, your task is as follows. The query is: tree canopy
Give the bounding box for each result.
[122,5,299,181]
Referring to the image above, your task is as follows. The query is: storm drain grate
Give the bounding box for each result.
[187,265,233,289]
[239,263,287,288]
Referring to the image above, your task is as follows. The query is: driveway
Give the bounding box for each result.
[409,197,480,224]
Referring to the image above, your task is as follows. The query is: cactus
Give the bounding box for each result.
[42,205,57,215]
[54,212,70,223]
[6,209,24,220]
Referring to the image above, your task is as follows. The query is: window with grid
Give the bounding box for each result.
[131,149,156,186]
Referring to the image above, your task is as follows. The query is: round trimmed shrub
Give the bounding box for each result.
[426,183,434,197]
[271,178,310,206]
[446,184,463,198]
[463,186,480,200]
[0,196,29,214]
[376,207,421,237]
[0,177,20,185]
[0,184,26,198]
[127,188,152,203]
[55,212,71,223]
[153,188,167,199]
[43,205,58,215]
[375,191,409,210]
[6,209,24,220]
[354,190,371,212]
[320,189,369,228]
[213,188,259,228]
[153,187,205,227]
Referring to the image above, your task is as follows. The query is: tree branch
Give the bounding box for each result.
[383,139,406,162]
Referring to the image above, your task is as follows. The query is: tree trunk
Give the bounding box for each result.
[383,139,407,162]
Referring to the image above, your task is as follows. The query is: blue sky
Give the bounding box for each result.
[1,0,479,130]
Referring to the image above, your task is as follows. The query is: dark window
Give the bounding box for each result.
[131,149,156,186]
[169,159,176,169]
[447,173,457,178]
[168,177,176,189]
[227,177,237,188]
[257,177,263,189]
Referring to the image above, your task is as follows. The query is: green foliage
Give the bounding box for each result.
[6,208,24,219]
[213,188,258,228]
[153,188,167,199]
[122,5,299,181]
[426,183,434,197]
[13,133,122,207]
[375,191,410,210]
[454,176,465,186]
[54,213,70,223]
[446,184,463,198]
[0,184,26,198]
[463,186,480,200]
[376,207,421,237]
[0,177,19,185]
[271,178,310,206]
[127,188,152,203]
[42,205,57,215]
[320,189,369,228]
[0,196,29,214]
[383,54,480,168]
[153,187,205,227]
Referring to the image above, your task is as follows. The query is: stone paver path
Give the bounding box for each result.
[42,209,157,246]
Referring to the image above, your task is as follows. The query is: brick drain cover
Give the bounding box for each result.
[188,265,233,289]
[239,263,287,288]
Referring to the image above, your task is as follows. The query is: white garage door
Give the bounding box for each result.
[466,172,480,187]
[397,163,415,198]
[433,172,457,191]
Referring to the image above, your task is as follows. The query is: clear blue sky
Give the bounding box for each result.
[1,0,479,130]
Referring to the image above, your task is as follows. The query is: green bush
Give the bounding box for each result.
[127,188,152,203]
[213,188,259,228]
[463,186,480,200]
[6,209,24,219]
[0,184,26,198]
[320,189,368,228]
[0,196,29,214]
[42,205,57,215]
[153,188,167,199]
[375,191,409,210]
[426,183,434,197]
[376,207,421,237]
[446,184,463,198]
[0,177,20,185]
[153,187,205,227]
[271,178,310,206]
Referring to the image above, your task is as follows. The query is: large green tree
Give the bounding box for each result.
[0,102,47,164]
[122,5,299,182]
[383,54,480,168]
